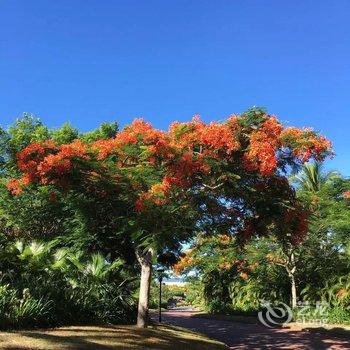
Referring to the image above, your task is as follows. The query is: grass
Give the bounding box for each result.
[0,324,228,350]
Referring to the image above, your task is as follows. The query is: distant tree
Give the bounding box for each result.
[80,122,118,142]
[0,114,50,172]
[51,123,79,144]
[178,163,350,311]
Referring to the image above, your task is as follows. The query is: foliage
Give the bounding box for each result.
[0,239,137,329]
[7,109,331,252]
[185,278,205,307]
[149,282,188,309]
[177,163,350,324]
[0,285,52,329]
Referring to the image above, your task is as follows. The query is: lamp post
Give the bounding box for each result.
[157,267,165,323]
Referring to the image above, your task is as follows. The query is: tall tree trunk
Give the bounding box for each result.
[136,248,153,328]
[287,252,297,309]
[290,273,297,309]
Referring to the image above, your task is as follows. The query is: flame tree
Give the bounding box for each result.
[6,108,331,327]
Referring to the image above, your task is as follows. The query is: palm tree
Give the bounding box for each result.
[292,162,340,193]
[282,162,339,307]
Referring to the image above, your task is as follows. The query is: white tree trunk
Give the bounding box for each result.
[290,274,297,309]
[288,252,297,309]
[136,248,153,328]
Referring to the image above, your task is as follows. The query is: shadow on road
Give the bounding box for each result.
[157,309,350,350]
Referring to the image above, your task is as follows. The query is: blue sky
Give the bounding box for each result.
[1,0,349,174]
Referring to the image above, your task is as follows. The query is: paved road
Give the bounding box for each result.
[158,310,350,350]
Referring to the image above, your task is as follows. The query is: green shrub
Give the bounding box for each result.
[0,285,52,328]
[205,298,232,314]
[0,242,138,329]
[327,307,350,325]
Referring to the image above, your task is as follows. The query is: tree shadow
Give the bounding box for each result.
[302,326,350,339]
[1,325,226,350]
[160,312,350,350]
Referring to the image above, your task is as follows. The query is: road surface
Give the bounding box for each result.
[157,309,350,350]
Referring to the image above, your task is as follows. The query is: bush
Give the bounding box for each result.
[150,282,188,309]
[0,285,52,328]
[293,304,350,326]
[205,298,232,314]
[0,242,138,329]
[327,307,350,325]
[298,274,350,325]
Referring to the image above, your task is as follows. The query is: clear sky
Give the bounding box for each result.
[1,0,349,174]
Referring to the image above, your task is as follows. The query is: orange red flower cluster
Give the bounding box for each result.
[343,191,350,199]
[168,116,240,157]
[135,179,172,212]
[6,178,25,195]
[280,127,332,162]
[173,250,195,275]
[243,116,283,176]
[37,140,88,185]
[7,113,332,230]
[6,140,88,194]
[92,119,173,163]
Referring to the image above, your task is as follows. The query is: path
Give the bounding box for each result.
[158,309,350,350]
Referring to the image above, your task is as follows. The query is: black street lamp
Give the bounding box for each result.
[157,267,165,323]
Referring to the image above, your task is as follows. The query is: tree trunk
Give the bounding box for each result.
[136,248,153,328]
[290,274,297,309]
[289,252,297,309]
